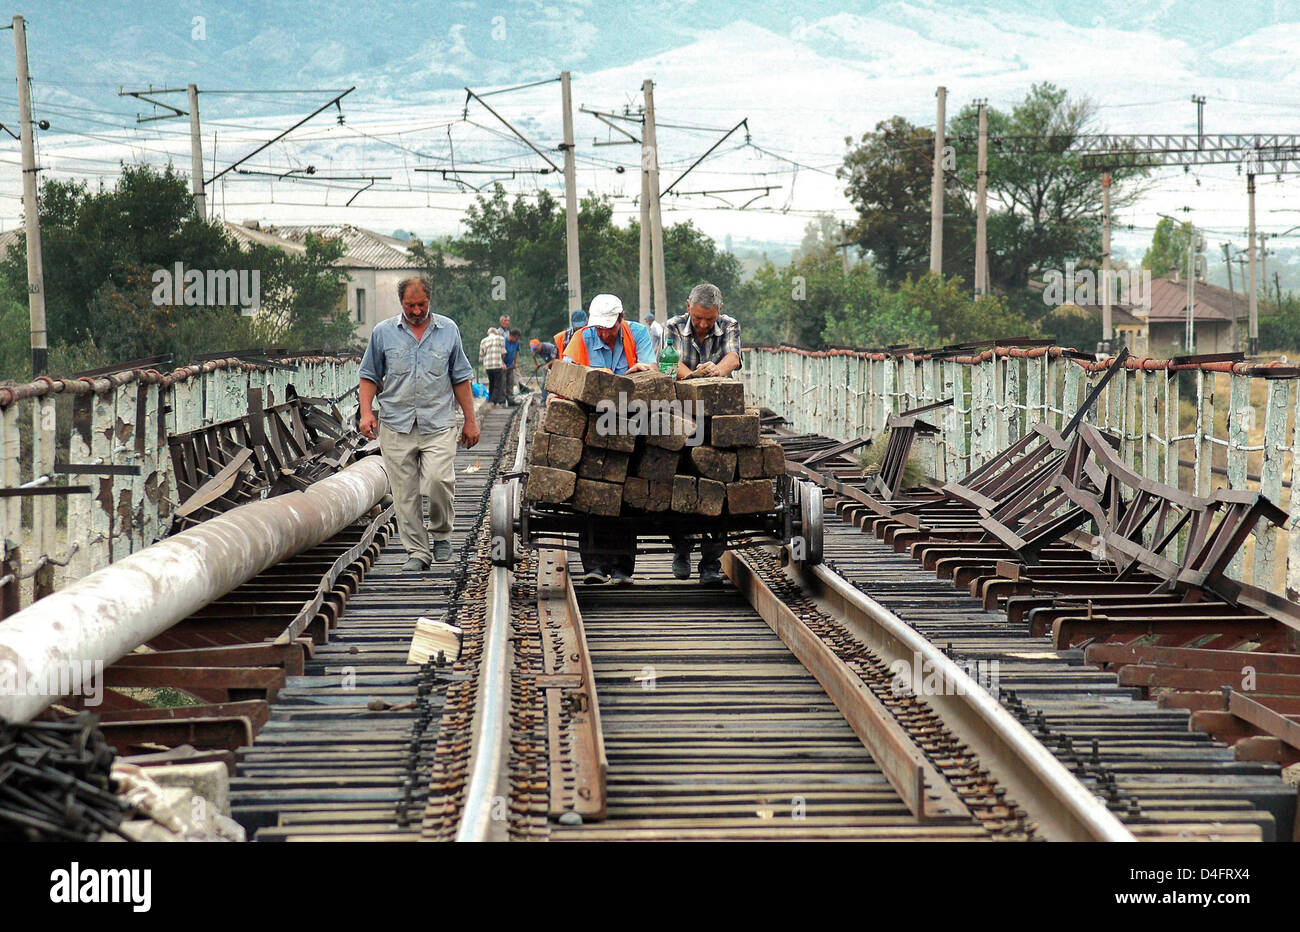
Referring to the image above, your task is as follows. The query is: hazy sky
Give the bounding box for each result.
[6,1,1300,269]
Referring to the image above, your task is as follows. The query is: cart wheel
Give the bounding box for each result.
[798,480,824,565]
[490,481,515,567]
[780,474,794,544]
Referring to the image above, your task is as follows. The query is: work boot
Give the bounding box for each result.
[699,567,724,586]
[610,568,633,586]
[403,556,429,573]
[672,553,691,580]
[433,540,453,563]
[583,568,610,585]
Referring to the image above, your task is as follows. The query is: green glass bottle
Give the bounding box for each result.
[659,337,679,379]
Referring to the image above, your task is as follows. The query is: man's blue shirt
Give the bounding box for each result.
[359,313,473,433]
[571,321,657,375]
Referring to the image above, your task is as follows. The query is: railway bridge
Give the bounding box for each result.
[1,343,1298,843]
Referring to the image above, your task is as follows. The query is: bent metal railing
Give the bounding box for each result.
[741,343,1300,600]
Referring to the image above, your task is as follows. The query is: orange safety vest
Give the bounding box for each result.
[565,322,638,371]
[553,328,568,357]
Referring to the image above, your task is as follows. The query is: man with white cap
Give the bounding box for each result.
[561,294,657,584]
[562,293,657,375]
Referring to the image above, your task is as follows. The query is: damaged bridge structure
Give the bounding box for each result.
[2,339,1300,842]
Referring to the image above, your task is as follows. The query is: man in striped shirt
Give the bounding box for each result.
[664,283,741,584]
[479,326,507,405]
[663,282,741,380]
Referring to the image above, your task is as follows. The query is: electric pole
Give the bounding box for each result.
[1101,172,1112,350]
[188,83,205,218]
[1248,172,1258,354]
[560,71,582,314]
[929,86,946,276]
[1259,231,1268,292]
[13,14,46,377]
[1223,242,1237,351]
[14,14,53,599]
[1191,94,1206,149]
[840,220,850,275]
[974,99,988,296]
[639,146,650,320]
[643,80,667,321]
[1184,226,1204,354]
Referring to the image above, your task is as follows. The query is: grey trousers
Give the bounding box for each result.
[378,423,458,563]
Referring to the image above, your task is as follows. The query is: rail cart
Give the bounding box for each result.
[489,472,824,569]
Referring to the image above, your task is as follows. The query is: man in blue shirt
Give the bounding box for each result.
[359,277,478,572]
[560,294,657,585]
[529,338,558,402]
[561,293,657,374]
[503,327,522,406]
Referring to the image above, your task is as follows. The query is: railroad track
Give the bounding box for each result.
[819,516,1289,840]
[774,424,1299,842]
[458,412,1155,843]
[548,561,991,841]
[228,404,518,841]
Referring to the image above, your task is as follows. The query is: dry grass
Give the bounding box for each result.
[858,428,925,489]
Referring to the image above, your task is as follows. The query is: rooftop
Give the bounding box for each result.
[223,221,467,271]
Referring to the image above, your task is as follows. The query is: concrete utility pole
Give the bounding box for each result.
[840,220,850,275]
[188,83,206,218]
[1259,231,1268,292]
[14,15,46,377]
[560,72,582,315]
[14,14,53,599]
[1223,242,1237,351]
[1247,172,1258,354]
[929,86,946,275]
[974,100,988,295]
[1185,226,1197,353]
[1101,172,1112,350]
[643,80,667,320]
[639,152,651,319]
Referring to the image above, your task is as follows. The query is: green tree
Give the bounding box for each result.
[448,185,739,365]
[948,83,1149,294]
[0,165,245,350]
[1258,291,1300,351]
[0,162,356,380]
[838,116,975,285]
[821,276,937,348]
[243,233,353,349]
[1142,216,1194,277]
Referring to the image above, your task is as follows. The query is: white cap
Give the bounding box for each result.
[587,293,624,328]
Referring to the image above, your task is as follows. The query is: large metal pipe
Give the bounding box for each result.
[0,456,389,722]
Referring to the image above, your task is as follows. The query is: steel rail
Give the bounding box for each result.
[457,395,532,842]
[792,557,1136,842]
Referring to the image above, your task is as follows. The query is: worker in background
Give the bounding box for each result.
[503,327,522,407]
[642,312,666,355]
[479,325,506,406]
[553,308,586,358]
[530,337,558,402]
[359,277,478,572]
[562,293,657,585]
[499,314,511,338]
[664,282,742,585]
